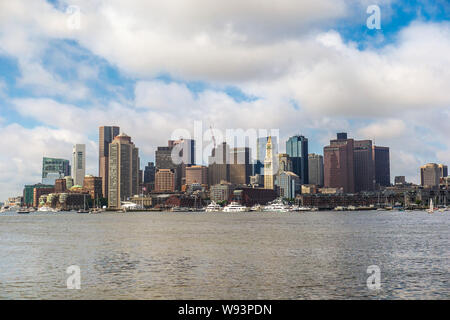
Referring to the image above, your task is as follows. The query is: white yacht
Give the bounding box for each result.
[291,205,311,212]
[263,199,291,212]
[38,206,53,212]
[205,201,222,212]
[223,202,248,212]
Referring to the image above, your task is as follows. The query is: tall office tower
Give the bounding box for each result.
[144,162,156,183]
[438,164,448,178]
[155,169,175,192]
[308,153,324,186]
[208,142,230,186]
[353,140,374,192]
[185,165,208,185]
[323,133,355,193]
[255,136,278,175]
[156,139,195,190]
[229,147,252,185]
[420,163,441,187]
[72,144,86,187]
[42,157,71,185]
[372,146,390,187]
[286,135,309,184]
[99,126,120,198]
[264,136,275,189]
[108,133,140,209]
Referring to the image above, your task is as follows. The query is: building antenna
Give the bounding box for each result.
[210,125,216,149]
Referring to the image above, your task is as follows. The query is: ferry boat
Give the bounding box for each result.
[223,202,247,212]
[263,199,291,212]
[205,201,222,212]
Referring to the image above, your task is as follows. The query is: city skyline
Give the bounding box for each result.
[0,1,449,201]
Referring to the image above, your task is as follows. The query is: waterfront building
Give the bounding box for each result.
[420,163,441,188]
[210,181,234,202]
[354,140,374,192]
[308,154,324,187]
[228,187,278,206]
[372,146,390,187]
[54,179,67,193]
[83,175,103,200]
[155,169,176,193]
[229,147,252,185]
[33,186,55,207]
[264,136,275,189]
[208,142,231,186]
[323,133,355,193]
[286,135,309,184]
[277,171,300,199]
[23,183,54,207]
[108,133,140,209]
[99,126,120,199]
[72,144,86,187]
[185,165,208,186]
[42,157,71,185]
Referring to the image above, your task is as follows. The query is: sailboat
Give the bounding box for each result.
[427,198,434,214]
[78,194,90,213]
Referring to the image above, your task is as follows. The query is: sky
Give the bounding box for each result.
[0,0,449,201]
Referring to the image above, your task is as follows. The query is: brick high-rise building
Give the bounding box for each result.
[99,126,120,199]
[185,165,208,186]
[155,169,175,192]
[323,133,355,193]
[54,179,67,193]
[83,175,103,200]
[108,133,140,209]
[354,140,374,192]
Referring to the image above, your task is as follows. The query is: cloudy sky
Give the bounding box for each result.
[0,0,449,201]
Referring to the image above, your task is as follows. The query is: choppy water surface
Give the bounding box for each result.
[0,210,448,299]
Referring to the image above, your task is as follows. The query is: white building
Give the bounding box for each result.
[72,144,86,187]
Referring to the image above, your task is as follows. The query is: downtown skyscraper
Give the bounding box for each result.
[99,126,120,198]
[108,133,140,209]
[286,135,309,184]
[72,144,86,187]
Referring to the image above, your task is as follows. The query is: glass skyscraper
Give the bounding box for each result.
[42,157,71,185]
[286,135,309,184]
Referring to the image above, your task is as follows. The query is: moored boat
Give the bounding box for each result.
[223,202,248,212]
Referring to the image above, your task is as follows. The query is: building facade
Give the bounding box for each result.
[277,171,300,199]
[83,175,103,200]
[208,142,230,186]
[255,136,278,175]
[420,163,441,187]
[323,133,355,193]
[229,147,252,185]
[42,157,71,185]
[353,140,374,192]
[185,165,208,186]
[108,133,140,209]
[308,153,324,187]
[372,146,390,187]
[264,136,275,189]
[155,169,175,193]
[286,135,309,184]
[72,144,86,187]
[99,126,120,198]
